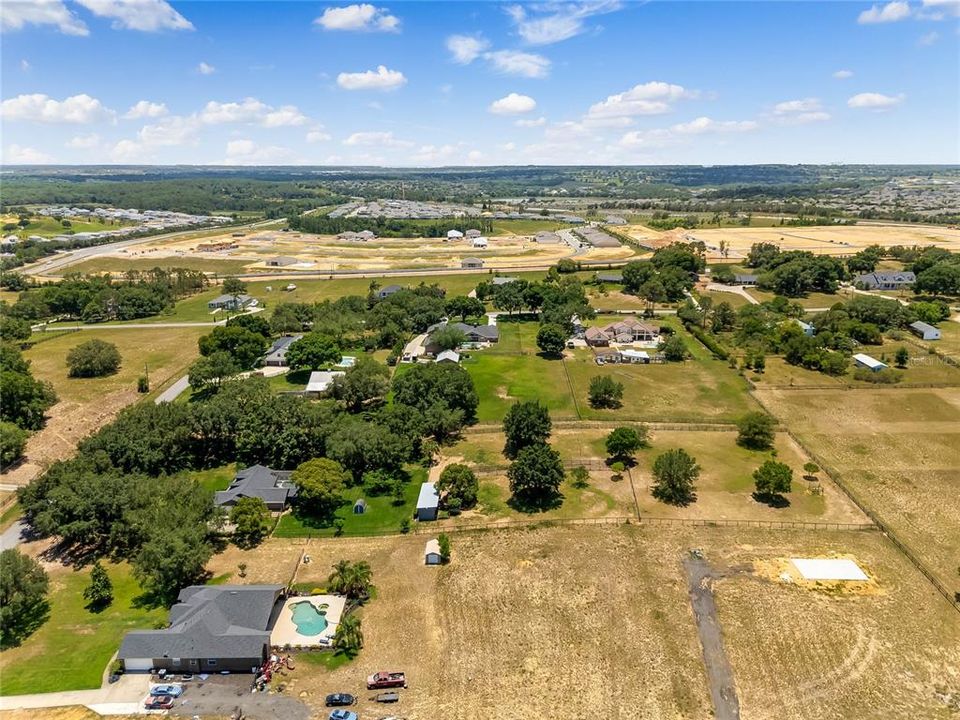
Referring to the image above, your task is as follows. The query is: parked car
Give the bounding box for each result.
[328,711,358,720]
[325,693,357,707]
[374,692,400,703]
[144,696,175,710]
[149,684,184,697]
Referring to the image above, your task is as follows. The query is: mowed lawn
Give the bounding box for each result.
[274,466,427,538]
[464,353,578,422]
[0,562,165,695]
[24,326,208,404]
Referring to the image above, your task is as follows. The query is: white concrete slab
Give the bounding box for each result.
[791,558,868,581]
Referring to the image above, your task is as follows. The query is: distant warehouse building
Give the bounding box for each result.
[909,321,941,341]
[461,257,484,269]
[265,256,299,267]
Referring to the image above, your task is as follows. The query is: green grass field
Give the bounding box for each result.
[67,256,252,276]
[183,465,237,494]
[745,288,850,309]
[4,214,130,240]
[274,466,427,538]
[24,326,207,405]
[0,562,165,695]
[464,353,578,422]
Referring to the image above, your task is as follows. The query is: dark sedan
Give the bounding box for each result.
[325,693,357,707]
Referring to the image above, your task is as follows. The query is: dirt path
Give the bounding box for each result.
[684,554,741,720]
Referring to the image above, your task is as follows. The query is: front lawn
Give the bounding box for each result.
[0,562,165,696]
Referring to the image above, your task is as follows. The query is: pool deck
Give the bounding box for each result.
[271,595,346,649]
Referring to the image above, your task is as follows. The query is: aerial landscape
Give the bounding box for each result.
[0,1,958,719]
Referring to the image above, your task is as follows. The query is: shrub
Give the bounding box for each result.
[853,368,902,384]
[66,339,122,378]
[588,375,624,409]
[736,412,776,450]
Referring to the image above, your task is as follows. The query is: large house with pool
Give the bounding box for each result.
[119,585,347,673]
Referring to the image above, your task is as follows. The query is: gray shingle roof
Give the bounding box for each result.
[119,585,284,661]
[214,465,297,507]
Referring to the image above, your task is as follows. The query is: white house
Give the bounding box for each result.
[909,321,940,341]
[471,236,488,248]
[446,229,464,241]
[853,353,887,372]
[424,539,442,565]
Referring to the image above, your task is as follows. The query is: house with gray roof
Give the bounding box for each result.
[215,465,297,511]
[118,585,284,673]
[263,335,303,367]
[461,257,484,269]
[265,256,300,267]
[424,321,499,355]
[854,271,915,291]
[733,274,758,286]
[377,284,403,300]
[208,294,256,311]
[909,321,940,340]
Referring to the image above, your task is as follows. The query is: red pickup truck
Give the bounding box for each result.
[366,671,407,690]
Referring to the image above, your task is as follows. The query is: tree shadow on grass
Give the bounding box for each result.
[752,492,791,508]
[506,491,564,514]
[651,489,698,507]
[0,599,50,650]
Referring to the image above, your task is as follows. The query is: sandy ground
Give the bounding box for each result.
[96,229,636,273]
[207,522,960,720]
[754,386,960,595]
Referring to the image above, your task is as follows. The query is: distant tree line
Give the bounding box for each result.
[2,269,208,323]
[288,213,494,238]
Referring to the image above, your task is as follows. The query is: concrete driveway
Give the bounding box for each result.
[0,674,150,711]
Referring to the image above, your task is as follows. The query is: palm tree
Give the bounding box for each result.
[333,615,363,656]
[346,561,372,601]
[327,560,352,595]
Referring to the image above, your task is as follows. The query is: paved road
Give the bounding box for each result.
[0,520,27,551]
[22,219,281,277]
[705,283,760,305]
[684,554,741,720]
[43,321,223,331]
[155,375,190,404]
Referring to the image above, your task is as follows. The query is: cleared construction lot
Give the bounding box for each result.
[755,386,960,592]
[207,524,960,720]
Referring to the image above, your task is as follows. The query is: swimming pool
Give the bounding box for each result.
[289,601,329,636]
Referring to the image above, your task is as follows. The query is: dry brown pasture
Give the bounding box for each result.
[208,524,959,720]
[754,386,960,593]
[701,528,960,720]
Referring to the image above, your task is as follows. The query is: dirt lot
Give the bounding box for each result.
[684,224,960,259]
[210,527,712,720]
[208,523,960,720]
[82,228,636,273]
[754,386,960,593]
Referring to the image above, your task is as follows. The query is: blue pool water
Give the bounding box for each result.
[290,601,329,636]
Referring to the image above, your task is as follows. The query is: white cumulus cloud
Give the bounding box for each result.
[73,0,194,32]
[314,4,399,32]
[918,30,940,45]
[484,50,551,78]
[4,144,54,163]
[506,0,622,45]
[620,116,758,149]
[196,98,308,127]
[343,131,413,147]
[262,105,309,127]
[1,93,113,123]
[587,81,699,120]
[122,100,168,119]
[515,116,547,127]
[197,62,216,75]
[137,115,199,146]
[224,139,297,165]
[489,92,537,115]
[307,127,332,143]
[337,65,407,91]
[833,69,854,79]
[446,34,490,64]
[1,0,89,36]
[848,92,905,109]
[858,1,911,23]
[772,99,830,124]
[66,133,101,149]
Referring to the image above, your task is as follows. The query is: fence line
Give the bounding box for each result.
[748,392,960,613]
[465,420,741,433]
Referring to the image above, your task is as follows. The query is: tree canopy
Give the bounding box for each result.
[502,400,552,459]
[67,339,122,378]
[651,448,699,506]
[507,443,564,509]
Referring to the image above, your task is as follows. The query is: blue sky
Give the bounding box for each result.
[1,0,957,165]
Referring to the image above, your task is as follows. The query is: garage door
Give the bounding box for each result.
[123,658,153,672]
